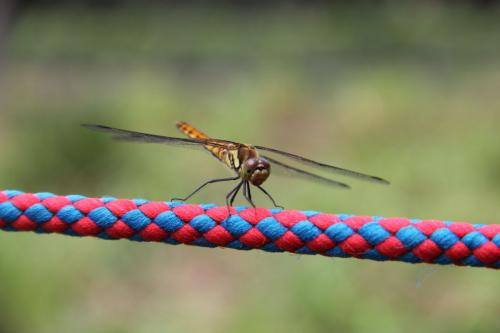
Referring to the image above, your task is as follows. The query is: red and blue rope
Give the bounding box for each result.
[1,190,499,269]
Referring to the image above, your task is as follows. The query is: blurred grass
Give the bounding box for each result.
[0,3,500,333]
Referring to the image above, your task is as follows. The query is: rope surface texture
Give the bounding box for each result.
[1,190,499,269]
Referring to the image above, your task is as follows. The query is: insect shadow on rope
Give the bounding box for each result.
[82,121,389,210]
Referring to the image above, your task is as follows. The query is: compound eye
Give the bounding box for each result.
[245,158,258,170]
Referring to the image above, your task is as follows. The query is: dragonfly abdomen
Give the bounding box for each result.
[176,121,209,140]
[176,121,237,169]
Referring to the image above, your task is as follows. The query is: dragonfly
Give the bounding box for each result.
[82,121,389,208]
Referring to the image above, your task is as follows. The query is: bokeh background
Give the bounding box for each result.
[1,1,500,332]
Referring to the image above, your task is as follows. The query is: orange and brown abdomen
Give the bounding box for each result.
[176,121,226,162]
[176,121,210,140]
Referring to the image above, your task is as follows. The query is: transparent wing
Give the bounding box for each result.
[82,124,241,149]
[263,155,350,189]
[256,145,389,185]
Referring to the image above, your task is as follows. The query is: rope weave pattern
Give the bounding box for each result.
[1,190,499,269]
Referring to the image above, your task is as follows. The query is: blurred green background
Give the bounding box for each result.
[1,1,499,333]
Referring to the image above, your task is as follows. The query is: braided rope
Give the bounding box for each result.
[1,190,499,269]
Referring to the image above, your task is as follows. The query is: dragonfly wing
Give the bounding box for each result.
[256,145,389,185]
[82,124,239,148]
[263,155,350,189]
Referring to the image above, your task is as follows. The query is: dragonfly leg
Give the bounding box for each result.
[225,180,241,207]
[226,180,244,207]
[243,181,256,208]
[224,180,244,216]
[172,176,240,202]
[256,185,284,209]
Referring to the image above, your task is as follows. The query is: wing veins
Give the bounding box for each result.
[263,155,350,189]
[82,124,240,149]
[256,145,389,184]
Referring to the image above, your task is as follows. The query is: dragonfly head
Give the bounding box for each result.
[243,157,270,186]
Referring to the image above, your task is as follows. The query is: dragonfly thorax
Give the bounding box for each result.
[241,157,270,186]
